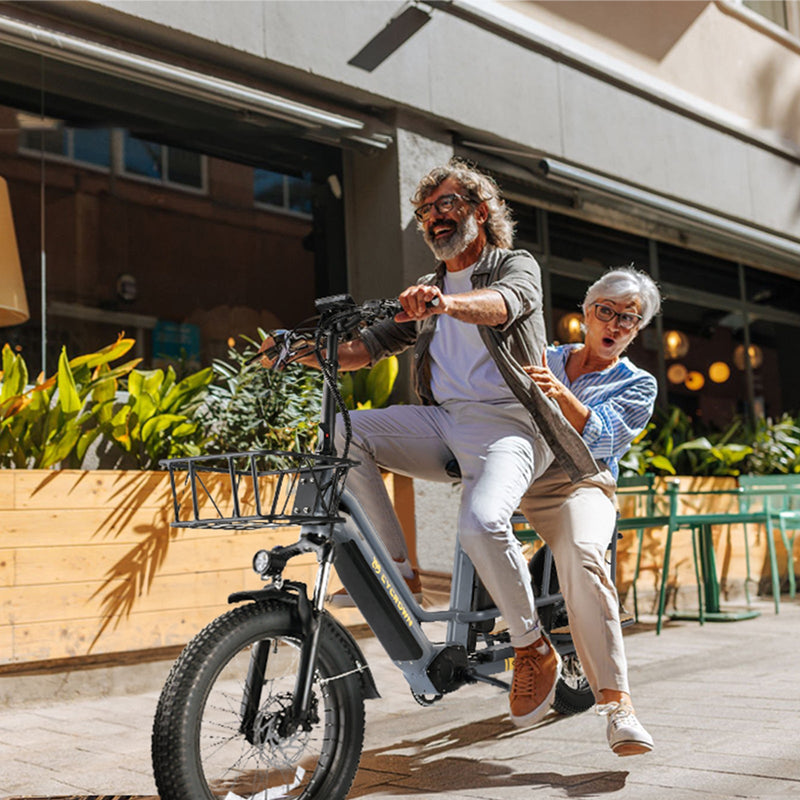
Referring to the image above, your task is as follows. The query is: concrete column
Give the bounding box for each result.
[342,112,453,401]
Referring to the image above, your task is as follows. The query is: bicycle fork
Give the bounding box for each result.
[289,540,336,731]
[238,538,338,741]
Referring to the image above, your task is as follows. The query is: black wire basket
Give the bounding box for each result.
[160,450,354,530]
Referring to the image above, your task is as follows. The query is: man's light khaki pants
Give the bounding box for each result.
[337,400,553,648]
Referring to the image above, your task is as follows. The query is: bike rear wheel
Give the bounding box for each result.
[152,601,365,800]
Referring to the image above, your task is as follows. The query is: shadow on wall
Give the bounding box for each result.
[520,0,707,61]
[754,52,800,217]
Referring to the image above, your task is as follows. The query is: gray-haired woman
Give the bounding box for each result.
[521,266,661,756]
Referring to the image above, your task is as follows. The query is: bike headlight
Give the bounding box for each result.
[252,550,271,574]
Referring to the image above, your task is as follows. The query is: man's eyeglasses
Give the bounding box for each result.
[414,193,471,222]
[592,303,643,330]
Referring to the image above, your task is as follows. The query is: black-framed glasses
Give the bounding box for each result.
[414,193,470,222]
[592,303,643,330]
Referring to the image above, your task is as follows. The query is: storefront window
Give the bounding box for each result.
[122,132,204,189]
[548,211,650,267]
[658,243,740,300]
[254,169,314,216]
[72,128,112,168]
[18,114,111,169]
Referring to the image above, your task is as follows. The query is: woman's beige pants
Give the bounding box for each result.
[520,463,630,698]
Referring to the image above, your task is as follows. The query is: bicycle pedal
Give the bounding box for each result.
[620,610,635,628]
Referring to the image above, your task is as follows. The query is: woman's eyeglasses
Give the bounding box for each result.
[592,303,643,330]
[414,193,471,222]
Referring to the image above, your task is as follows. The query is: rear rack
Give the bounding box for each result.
[160,450,354,530]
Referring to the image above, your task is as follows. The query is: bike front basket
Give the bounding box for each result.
[160,450,354,530]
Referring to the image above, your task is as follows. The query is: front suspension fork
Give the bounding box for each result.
[239,537,336,739]
[289,539,335,729]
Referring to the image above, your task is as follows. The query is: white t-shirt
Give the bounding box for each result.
[429,264,517,405]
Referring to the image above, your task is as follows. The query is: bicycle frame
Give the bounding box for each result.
[328,489,514,698]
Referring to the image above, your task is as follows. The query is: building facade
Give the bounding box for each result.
[0,0,798,425]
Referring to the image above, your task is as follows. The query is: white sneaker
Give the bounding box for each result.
[598,703,654,756]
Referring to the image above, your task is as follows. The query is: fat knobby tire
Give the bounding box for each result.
[151,600,366,800]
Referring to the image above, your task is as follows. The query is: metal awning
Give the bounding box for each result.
[459,139,800,281]
[0,12,392,176]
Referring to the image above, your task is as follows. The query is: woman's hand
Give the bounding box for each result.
[524,350,590,434]
[524,350,564,400]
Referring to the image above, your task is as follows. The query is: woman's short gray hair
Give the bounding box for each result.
[411,158,515,250]
[583,266,661,328]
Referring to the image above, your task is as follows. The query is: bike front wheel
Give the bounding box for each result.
[152,600,366,800]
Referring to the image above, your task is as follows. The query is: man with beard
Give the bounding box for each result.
[264,159,599,727]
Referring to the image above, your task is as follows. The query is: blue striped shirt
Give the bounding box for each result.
[546,344,657,480]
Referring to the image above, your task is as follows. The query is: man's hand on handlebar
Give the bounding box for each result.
[395,285,444,322]
[255,334,279,369]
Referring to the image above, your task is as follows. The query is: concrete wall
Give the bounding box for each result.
[507,1,800,147]
[85,0,800,243]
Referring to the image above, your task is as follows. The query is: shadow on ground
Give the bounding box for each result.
[350,713,628,797]
[8,716,627,800]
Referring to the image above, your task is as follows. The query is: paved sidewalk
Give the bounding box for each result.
[1,597,799,800]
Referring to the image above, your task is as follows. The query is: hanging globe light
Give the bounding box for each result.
[708,362,731,383]
[557,312,584,343]
[663,330,689,360]
[733,344,763,371]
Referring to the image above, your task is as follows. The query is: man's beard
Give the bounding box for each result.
[424,213,480,261]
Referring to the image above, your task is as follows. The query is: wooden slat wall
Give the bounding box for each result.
[0,470,415,665]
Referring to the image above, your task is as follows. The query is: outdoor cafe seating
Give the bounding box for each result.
[621,474,800,634]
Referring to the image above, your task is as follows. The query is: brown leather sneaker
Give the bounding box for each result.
[509,636,561,727]
[327,569,423,607]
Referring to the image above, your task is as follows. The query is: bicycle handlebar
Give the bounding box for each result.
[314,294,403,336]
[246,294,413,368]
[245,291,439,457]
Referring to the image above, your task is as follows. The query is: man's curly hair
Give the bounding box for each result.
[411,158,515,250]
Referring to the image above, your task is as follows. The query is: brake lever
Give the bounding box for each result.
[244,330,301,367]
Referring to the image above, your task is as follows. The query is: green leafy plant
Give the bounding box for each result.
[620,405,800,477]
[340,356,399,410]
[0,335,213,470]
[0,336,140,468]
[98,364,214,469]
[746,413,800,474]
[200,334,324,456]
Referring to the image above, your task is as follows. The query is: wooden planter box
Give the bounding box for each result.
[0,469,415,667]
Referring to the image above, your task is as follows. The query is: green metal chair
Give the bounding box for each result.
[615,473,669,622]
[738,474,800,610]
